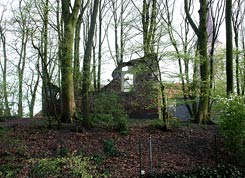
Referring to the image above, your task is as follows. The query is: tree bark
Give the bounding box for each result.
[196,0,209,124]
[0,23,11,116]
[17,19,28,118]
[74,1,89,95]
[61,0,81,122]
[226,0,233,97]
[81,0,99,129]
[42,0,49,117]
[232,0,244,95]
[97,0,102,91]
[185,0,209,123]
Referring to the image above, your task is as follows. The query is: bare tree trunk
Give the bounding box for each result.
[27,60,40,118]
[196,0,209,124]
[207,0,225,112]
[185,0,210,123]
[74,1,89,95]
[92,41,97,90]
[110,0,120,65]
[161,0,194,118]
[73,13,83,95]
[81,0,99,129]
[226,0,233,97]
[17,8,29,118]
[0,17,11,116]
[242,29,245,95]
[235,33,240,95]
[232,0,245,95]
[60,0,81,122]
[120,0,124,65]
[41,0,49,116]
[142,0,157,56]
[97,0,102,91]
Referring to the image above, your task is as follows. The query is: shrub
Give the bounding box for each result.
[0,164,20,178]
[91,153,105,165]
[28,155,107,178]
[103,138,120,157]
[218,96,245,165]
[92,92,128,132]
[149,119,167,131]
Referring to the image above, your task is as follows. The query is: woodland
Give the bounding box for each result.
[0,0,245,177]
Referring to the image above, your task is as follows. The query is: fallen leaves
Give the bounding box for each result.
[0,118,232,178]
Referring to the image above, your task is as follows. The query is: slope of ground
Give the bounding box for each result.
[0,118,242,177]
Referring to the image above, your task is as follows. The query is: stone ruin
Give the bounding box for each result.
[45,55,160,119]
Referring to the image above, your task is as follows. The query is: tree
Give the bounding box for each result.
[136,0,169,129]
[141,0,157,56]
[160,0,197,119]
[97,0,104,90]
[241,16,245,95]
[81,0,99,129]
[185,0,210,123]
[110,0,121,65]
[207,0,225,97]
[232,0,245,95]
[73,0,89,95]
[0,7,11,116]
[10,0,33,117]
[26,59,40,118]
[39,0,49,117]
[60,0,81,122]
[226,0,233,97]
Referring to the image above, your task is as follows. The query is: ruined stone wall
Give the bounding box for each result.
[74,56,159,118]
[48,55,160,119]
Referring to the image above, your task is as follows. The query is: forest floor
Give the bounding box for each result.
[0,118,240,178]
